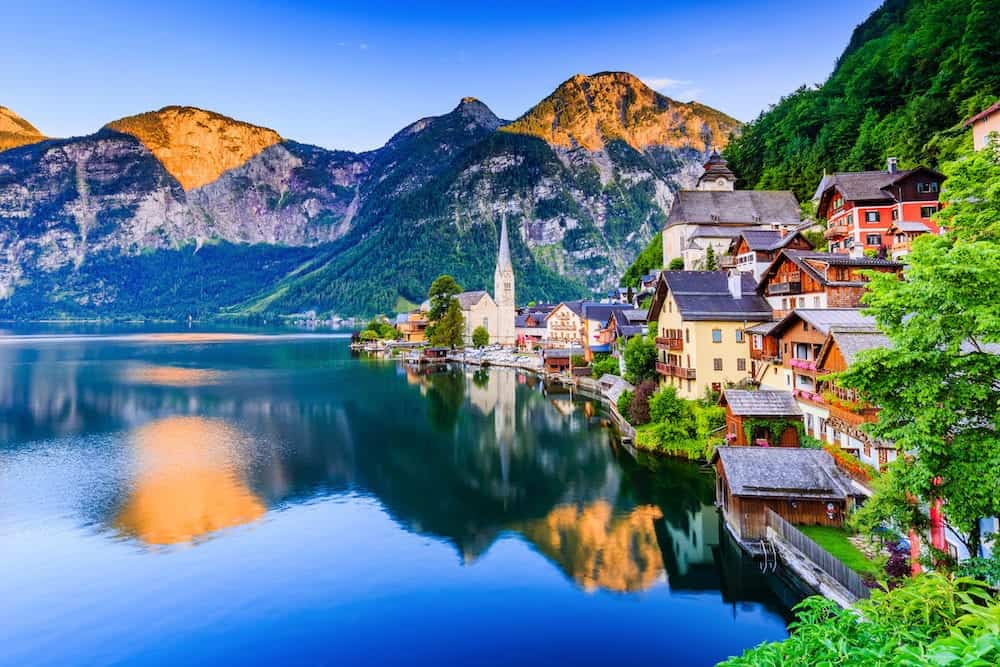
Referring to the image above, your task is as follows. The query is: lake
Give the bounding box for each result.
[0,333,797,666]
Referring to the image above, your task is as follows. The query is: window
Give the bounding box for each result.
[865,211,880,222]
[735,329,744,343]
[866,233,882,246]
[737,358,746,372]
[921,205,937,218]
[712,329,722,343]
[685,329,690,343]
[713,358,723,371]
[846,213,854,226]
[833,196,844,210]
[812,296,821,307]
[785,374,791,386]
[891,208,899,221]
[916,182,939,194]
[711,382,722,393]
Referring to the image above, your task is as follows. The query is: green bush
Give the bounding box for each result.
[668,257,684,270]
[628,379,657,425]
[616,390,633,420]
[590,354,619,378]
[721,574,1000,666]
[623,335,656,384]
[472,325,490,348]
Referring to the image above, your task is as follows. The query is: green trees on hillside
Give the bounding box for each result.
[724,0,1000,200]
[621,232,662,287]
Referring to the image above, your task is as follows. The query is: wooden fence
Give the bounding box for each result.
[765,508,871,601]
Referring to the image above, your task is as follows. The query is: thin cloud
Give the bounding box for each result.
[674,87,705,101]
[641,76,690,91]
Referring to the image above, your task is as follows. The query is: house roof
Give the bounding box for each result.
[964,101,1000,127]
[768,308,875,338]
[648,271,773,322]
[821,328,891,367]
[543,347,584,359]
[582,302,631,323]
[545,300,587,320]
[712,447,854,500]
[722,389,802,416]
[456,291,491,309]
[813,166,945,208]
[744,320,780,336]
[609,308,647,329]
[697,151,737,185]
[598,374,634,403]
[888,220,932,233]
[758,250,902,291]
[665,190,801,228]
[736,229,813,252]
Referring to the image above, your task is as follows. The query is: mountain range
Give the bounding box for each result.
[0,72,739,319]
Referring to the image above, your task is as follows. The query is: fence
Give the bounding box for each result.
[765,508,871,600]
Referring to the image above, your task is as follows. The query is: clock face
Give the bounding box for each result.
[717,178,726,186]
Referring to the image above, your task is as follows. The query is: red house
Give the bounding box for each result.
[814,158,944,255]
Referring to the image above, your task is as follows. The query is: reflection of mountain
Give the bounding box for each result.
[113,417,265,545]
[520,502,665,593]
[0,339,795,607]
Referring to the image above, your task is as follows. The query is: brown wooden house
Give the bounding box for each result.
[720,389,803,447]
[713,447,855,541]
[731,229,813,280]
[757,250,902,318]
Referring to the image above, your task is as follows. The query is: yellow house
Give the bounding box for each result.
[647,270,773,399]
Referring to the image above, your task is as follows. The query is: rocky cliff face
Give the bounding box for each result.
[0,74,741,318]
[106,106,283,190]
[0,106,45,152]
[503,72,736,153]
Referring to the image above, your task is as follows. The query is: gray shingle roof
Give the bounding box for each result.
[890,221,932,233]
[582,302,630,323]
[659,271,773,321]
[456,291,491,308]
[828,329,891,365]
[744,320,780,336]
[814,170,903,203]
[666,190,801,228]
[738,229,812,252]
[770,309,875,338]
[723,389,802,416]
[713,447,854,500]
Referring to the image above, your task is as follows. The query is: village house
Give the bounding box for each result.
[541,347,584,374]
[395,311,429,342]
[756,249,902,318]
[713,446,856,542]
[599,307,647,357]
[730,228,813,280]
[662,153,801,270]
[814,327,897,471]
[884,220,934,260]
[647,270,772,399]
[814,158,945,255]
[545,300,586,347]
[720,389,803,447]
[964,101,1000,151]
[515,303,555,349]
[748,309,902,473]
[580,303,632,359]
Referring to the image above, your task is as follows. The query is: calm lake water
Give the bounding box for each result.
[0,333,797,666]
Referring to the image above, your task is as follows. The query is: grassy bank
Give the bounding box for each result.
[798,525,882,578]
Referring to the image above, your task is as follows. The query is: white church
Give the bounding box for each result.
[451,218,517,347]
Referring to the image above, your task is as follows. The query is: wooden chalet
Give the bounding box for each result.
[713,447,855,541]
[720,389,803,447]
[885,220,933,260]
[757,250,902,318]
[542,347,583,374]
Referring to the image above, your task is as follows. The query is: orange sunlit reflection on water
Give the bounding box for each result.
[520,501,666,593]
[113,416,265,546]
[123,365,225,386]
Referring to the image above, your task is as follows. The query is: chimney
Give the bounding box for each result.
[727,269,742,300]
[778,227,788,238]
[887,157,898,174]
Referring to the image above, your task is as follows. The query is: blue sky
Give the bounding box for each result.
[1,0,882,152]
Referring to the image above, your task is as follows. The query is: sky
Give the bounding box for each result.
[1,0,883,152]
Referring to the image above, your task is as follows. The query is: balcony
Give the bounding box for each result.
[788,357,816,372]
[828,401,879,427]
[656,361,697,379]
[793,387,826,405]
[825,223,850,240]
[768,281,802,296]
[655,336,683,351]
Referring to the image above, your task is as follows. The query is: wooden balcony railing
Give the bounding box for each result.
[655,336,683,351]
[768,281,802,296]
[656,361,696,379]
[824,223,851,240]
[828,402,879,427]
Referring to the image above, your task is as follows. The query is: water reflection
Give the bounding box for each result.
[113,417,265,545]
[521,502,665,593]
[0,338,792,613]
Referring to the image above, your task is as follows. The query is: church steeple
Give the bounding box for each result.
[497,216,512,270]
[494,216,516,346]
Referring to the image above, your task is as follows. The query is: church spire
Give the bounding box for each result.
[497,215,512,269]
